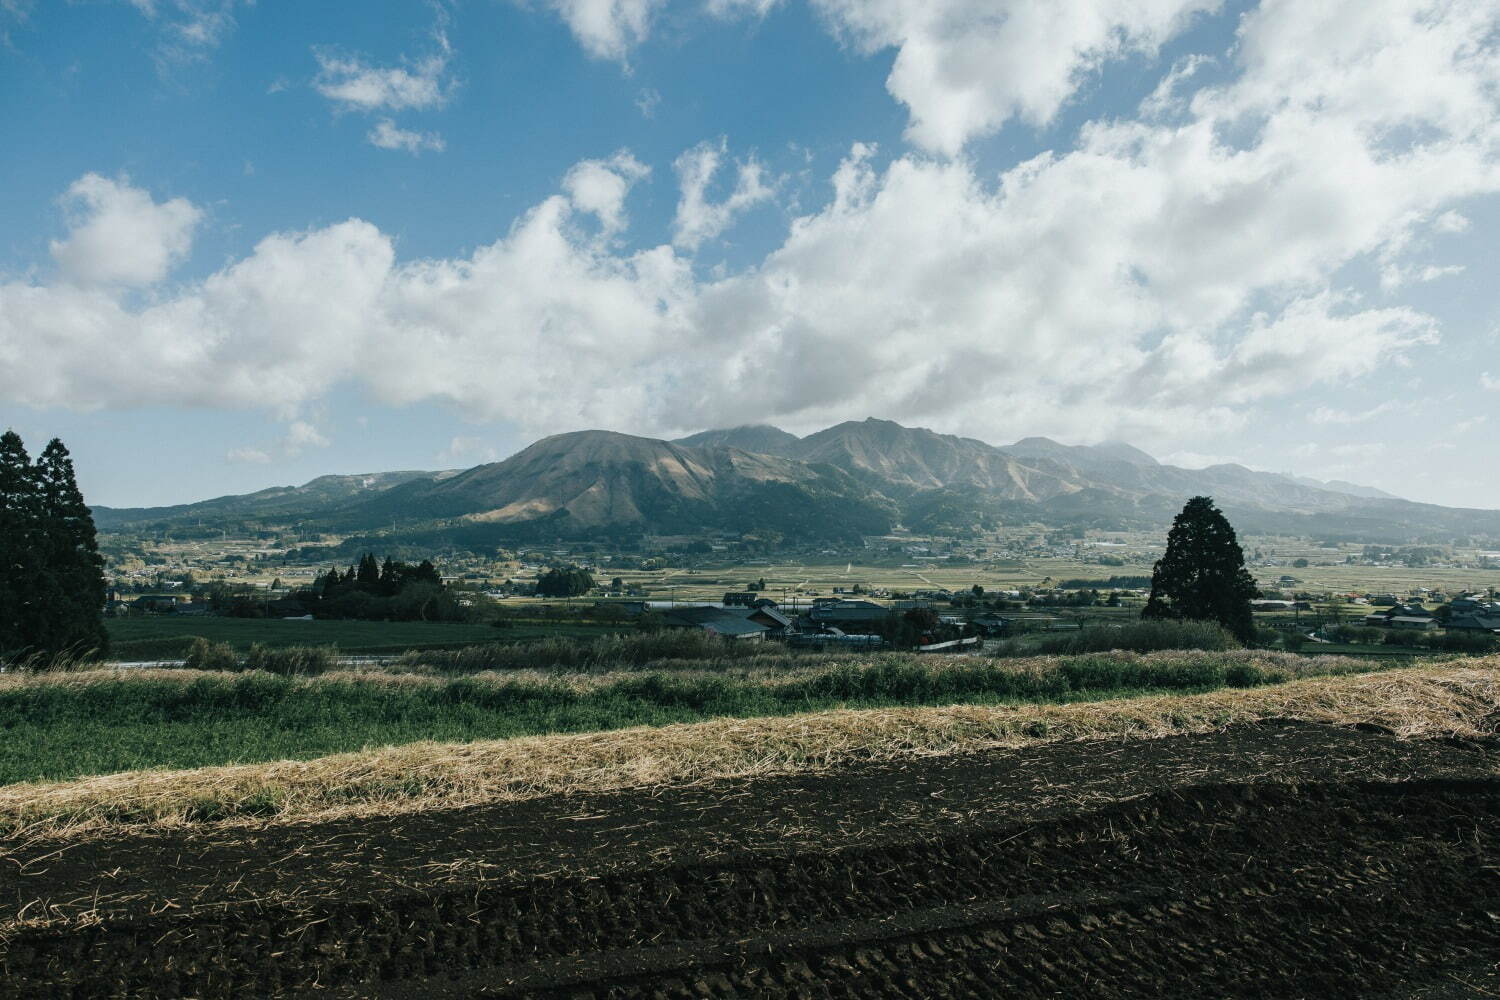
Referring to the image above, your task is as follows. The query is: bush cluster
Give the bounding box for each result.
[395,630,778,673]
[182,637,335,674]
[991,620,1240,658]
[1321,623,1499,654]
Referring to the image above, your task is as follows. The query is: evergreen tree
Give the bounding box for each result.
[0,433,109,658]
[535,565,595,597]
[0,431,41,655]
[35,439,108,655]
[1142,496,1259,644]
[412,559,442,587]
[356,553,381,590]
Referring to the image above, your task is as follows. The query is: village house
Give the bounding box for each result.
[1362,603,1435,628]
[658,606,769,640]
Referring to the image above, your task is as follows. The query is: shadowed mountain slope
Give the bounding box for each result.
[91,420,1500,544]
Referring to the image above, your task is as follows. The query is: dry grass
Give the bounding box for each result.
[3,658,1497,840]
[0,646,1404,693]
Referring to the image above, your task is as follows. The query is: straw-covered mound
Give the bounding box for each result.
[4,658,1497,838]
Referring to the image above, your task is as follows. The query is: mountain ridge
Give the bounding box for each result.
[92,420,1500,545]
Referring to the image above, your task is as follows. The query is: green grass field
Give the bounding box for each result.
[586,550,1500,604]
[0,649,1394,786]
[105,617,622,659]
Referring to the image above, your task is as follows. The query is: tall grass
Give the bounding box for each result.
[992,620,1240,657]
[394,630,791,673]
[0,649,1395,786]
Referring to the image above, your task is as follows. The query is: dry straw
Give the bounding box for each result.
[3,659,1497,839]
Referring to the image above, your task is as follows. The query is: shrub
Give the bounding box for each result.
[242,644,335,675]
[994,620,1239,657]
[1281,631,1307,652]
[396,630,781,674]
[1425,630,1500,654]
[184,637,239,671]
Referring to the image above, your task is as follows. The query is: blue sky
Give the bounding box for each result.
[2,0,1497,509]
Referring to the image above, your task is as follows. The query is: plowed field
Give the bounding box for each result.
[4,720,1499,998]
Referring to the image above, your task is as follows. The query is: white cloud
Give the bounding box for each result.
[671,138,774,250]
[1309,402,1401,425]
[314,38,452,113]
[561,151,651,236]
[282,420,330,455]
[705,0,781,16]
[541,0,664,62]
[635,87,661,118]
[807,0,1221,155]
[1418,264,1464,282]
[1454,414,1488,434]
[49,174,202,287]
[1140,54,1211,119]
[226,447,271,464]
[5,0,1499,454]
[440,436,500,463]
[367,119,446,154]
[226,421,330,464]
[1434,210,1471,234]
[1482,373,1500,391]
[126,0,243,69]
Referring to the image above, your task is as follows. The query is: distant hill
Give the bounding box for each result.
[92,419,1500,545]
[92,470,457,530]
[1283,474,1398,501]
[344,430,894,540]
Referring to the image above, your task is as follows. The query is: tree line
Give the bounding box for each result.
[0,432,108,659]
[300,554,463,621]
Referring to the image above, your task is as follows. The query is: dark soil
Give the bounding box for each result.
[3,721,1499,998]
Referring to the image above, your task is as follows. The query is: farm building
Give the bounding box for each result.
[1447,614,1500,633]
[658,606,769,640]
[808,600,894,627]
[1363,603,1433,628]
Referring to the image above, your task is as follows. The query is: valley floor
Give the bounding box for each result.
[4,668,1500,997]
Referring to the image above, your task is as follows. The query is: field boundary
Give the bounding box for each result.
[3,658,1497,838]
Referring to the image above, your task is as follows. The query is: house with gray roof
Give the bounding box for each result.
[659,606,769,640]
[1447,613,1500,633]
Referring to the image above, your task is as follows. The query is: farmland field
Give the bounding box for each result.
[105,616,620,658]
[0,648,1391,786]
[2,660,1498,997]
[521,553,1500,608]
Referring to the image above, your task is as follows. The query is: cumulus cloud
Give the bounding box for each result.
[1483,373,1500,391]
[806,0,1220,155]
[49,174,202,287]
[367,119,446,154]
[561,152,651,236]
[671,138,774,250]
[4,0,1499,452]
[541,0,664,62]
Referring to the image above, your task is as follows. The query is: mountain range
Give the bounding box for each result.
[92,419,1500,546]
